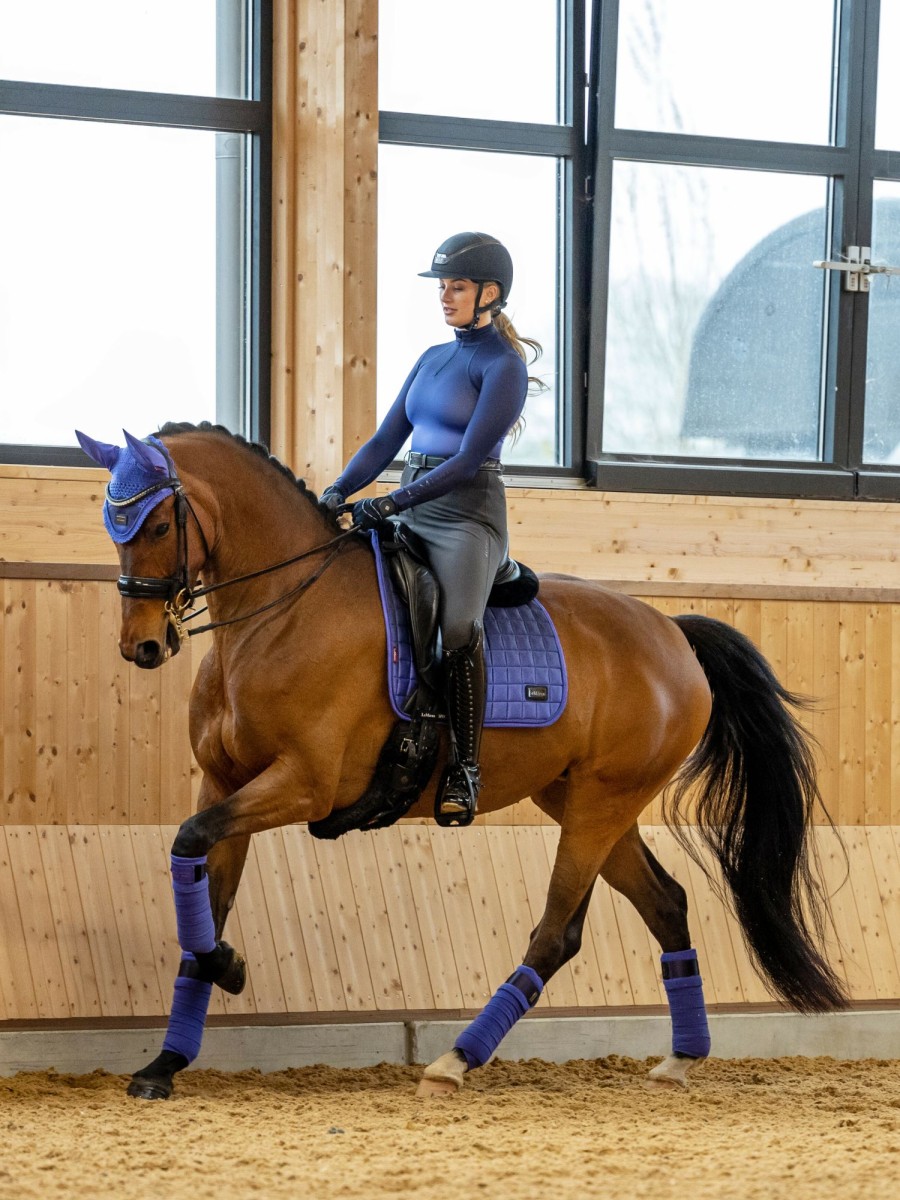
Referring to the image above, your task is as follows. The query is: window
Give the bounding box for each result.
[0,1,271,465]
[587,0,900,500]
[377,0,586,472]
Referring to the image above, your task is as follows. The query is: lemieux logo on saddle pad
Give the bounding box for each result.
[370,535,568,729]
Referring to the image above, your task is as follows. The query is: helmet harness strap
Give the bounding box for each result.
[465,281,506,332]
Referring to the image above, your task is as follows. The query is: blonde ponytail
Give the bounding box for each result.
[493,310,548,444]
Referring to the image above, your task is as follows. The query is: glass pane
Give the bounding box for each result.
[862,185,900,463]
[876,1,900,148]
[602,163,829,460]
[378,145,560,465]
[0,117,221,447]
[379,0,559,124]
[615,0,834,144]
[0,1,247,98]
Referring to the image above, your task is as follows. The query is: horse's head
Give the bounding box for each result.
[77,429,209,669]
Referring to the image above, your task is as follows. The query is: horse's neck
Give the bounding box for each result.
[191,458,338,613]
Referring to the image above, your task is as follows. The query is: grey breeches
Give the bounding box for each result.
[399,464,508,652]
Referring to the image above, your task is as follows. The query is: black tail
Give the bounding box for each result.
[668,614,848,1013]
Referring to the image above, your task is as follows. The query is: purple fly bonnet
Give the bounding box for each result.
[75,429,178,544]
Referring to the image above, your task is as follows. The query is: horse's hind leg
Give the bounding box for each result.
[419,791,639,1096]
[600,824,710,1088]
[127,819,251,1100]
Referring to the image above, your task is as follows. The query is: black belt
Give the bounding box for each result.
[406,451,502,471]
[406,452,447,468]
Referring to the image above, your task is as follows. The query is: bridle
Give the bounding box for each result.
[109,473,355,644]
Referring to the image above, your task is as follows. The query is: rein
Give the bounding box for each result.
[114,475,355,642]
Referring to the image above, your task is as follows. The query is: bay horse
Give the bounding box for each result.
[78,422,847,1100]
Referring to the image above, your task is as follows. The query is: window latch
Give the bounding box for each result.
[813,245,900,292]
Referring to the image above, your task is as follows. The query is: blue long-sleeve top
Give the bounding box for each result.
[333,323,528,511]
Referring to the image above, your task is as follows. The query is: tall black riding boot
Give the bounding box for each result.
[435,621,487,827]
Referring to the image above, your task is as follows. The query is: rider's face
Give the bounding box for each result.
[437,278,500,328]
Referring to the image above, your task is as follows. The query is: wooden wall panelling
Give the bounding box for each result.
[128,825,179,1009]
[865,605,893,825]
[38,826,103,1019]
[253,827,318,1011]
[280,823,348,1011]
[838,602,867,827]
[99,825,164,1016]
[69,826,135,1016]
[843,826,900,1000]
[817,823,874,998]
[67,583,100,825]
[312,837,378,1011]
[428,827,492,1008]
[372,825,436,1009]
[484,827,541,996]
[458,827,516,996]
[398,826,464,1009]
[0,827,38,1019]
[5,826,68,1018]
[811,601,841,821]
[97,582,131,822]
[4,580,38,823]
[585,873,634,1007]
[342,830,407,1010]
[893,609,900,826]
[239,837,290,1013]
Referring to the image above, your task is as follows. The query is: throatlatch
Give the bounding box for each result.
[435,621,487,827]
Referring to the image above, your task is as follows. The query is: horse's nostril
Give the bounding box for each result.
[135,640,162,668]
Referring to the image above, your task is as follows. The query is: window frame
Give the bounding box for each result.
[585,0,900,502]
[377,0,588,479]
[0,0,272,467]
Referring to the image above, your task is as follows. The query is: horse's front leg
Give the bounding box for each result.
[127,762,303,1100]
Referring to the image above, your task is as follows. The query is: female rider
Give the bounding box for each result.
[320,231,540,825]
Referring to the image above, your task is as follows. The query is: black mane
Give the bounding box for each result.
[156,421,323,510]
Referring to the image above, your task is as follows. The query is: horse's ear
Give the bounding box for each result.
[75,430,121,470]
[123,429,169,475]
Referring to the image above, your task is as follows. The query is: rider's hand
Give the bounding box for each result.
[347,495,399,530]
[318,485,345,516]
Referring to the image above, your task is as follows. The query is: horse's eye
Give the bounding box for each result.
[153,521,170,538]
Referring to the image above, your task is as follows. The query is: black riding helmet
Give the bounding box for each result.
[418,232,513,328]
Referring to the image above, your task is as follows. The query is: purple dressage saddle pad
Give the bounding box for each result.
[370,533,567,728]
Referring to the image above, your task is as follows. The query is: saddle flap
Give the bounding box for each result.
[381,525,442,696]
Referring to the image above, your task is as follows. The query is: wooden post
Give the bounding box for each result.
[271,0,378,492]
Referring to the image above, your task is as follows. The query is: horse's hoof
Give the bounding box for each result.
[216,943,246,995]
[646,1054,705,1090]
[418,1049,466,1097]
[127,1077,173,1101]
[416,1077,459,1098]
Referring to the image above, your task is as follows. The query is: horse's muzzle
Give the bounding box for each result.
[124,621,183,669]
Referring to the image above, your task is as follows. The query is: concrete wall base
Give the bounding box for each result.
[2,1010,899,1077]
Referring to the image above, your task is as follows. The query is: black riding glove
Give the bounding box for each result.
[348,495,399,530]
[318,485,345,516]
